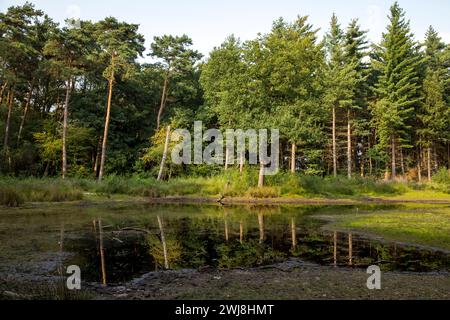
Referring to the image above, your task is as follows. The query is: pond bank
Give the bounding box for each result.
[144,196,450,206]
[90,259,450,300]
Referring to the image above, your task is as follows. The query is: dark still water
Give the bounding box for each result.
[0,203,449,284]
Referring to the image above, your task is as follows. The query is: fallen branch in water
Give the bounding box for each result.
[118,227,151,234]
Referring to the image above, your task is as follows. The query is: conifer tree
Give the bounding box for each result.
[371,2,422,180]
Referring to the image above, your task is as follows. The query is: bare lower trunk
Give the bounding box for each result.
[391,137,396,180]
[258,162,265,188]
[62,78,72,179]
[239,151,244,173]
[332,105,337,177]
[157,216,169,269]
[347,110,352,179]
[94,136,102,174]
[433,147,438,171]
[3,89,13,154]
[447,142,450,169]
[400,147,405,176]
[156,75,169,131]
[17,84,33,143]
[291,143,296,174]
[98,64,115,182]
[427,146,432,182]
[417,161,422,183]
[224,147,230,170]
[157,125,171,181]
[368,138,373,176]
[0,81,8,104]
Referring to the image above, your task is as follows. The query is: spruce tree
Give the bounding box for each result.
[371,2,422,180]
[324,14,359,177]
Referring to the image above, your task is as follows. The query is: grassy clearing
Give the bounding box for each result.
[1,169,450,206]
[329,206,450,251]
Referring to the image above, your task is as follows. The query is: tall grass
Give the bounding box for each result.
[1,169,447,206]
[0,178,83,206]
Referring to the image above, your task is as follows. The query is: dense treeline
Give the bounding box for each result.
[0,2,449,182]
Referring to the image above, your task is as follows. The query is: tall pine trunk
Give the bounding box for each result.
[62,78,72,179]
[156,74,169,131]
[98,57,115,182]
[157,125,171,181]
[17,82,34,143]
[427,146,432,182]
[239,151,245,173]
[0,81,8,105]
[391,136,396,180]
[332,105,337,177]
[258,162,265,188]
[3,88,14,155]
[347,109,352,179]
[291,143,296,174]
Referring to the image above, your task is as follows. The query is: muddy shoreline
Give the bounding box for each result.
[144,196,450,206]
[89,258,450,300]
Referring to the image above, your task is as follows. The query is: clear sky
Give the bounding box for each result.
[1,0,449,60]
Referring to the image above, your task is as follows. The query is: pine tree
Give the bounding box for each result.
[94,17,145,181]
[343,20,370,177]
[371,2,422,180]
[417,27,449,180]
[324,14,359,177]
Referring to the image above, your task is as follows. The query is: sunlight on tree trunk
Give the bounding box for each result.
[156,75,169,131]
[98,60,115,182]
[258,162,265,188]
[157,125,171,181]
[239,151,245,173]
[291,143,296,174]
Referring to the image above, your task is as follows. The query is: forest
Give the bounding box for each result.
[0,2,449,201]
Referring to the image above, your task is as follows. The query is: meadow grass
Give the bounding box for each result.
[330,207,450,250]
[1,168,450,206]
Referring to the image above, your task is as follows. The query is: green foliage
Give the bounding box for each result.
[0,2,448,184]
[0,185,24,206]
[247,186,281,198]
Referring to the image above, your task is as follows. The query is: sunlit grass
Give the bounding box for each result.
[331,207,450,250]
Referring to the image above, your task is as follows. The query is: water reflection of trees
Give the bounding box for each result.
[61,205,450,283]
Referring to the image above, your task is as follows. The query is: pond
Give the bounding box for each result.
[0,203,449,285]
